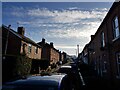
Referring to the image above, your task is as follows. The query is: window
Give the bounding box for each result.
[94,60,97,70]
[35,47,38,54]
[101,32,105,47]
[21,42,23,46]
[103,61,107,73]
[28,44,32,53]
[23,43,27,54]
[116,52,120,78]
[113,16,120,39]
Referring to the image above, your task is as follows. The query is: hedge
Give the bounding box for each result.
[2,54,32,82]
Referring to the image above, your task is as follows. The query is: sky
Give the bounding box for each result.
[1,0,116,2]
[2,2,113,56]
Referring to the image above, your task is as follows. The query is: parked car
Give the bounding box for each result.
[2,74,76,90]
[57,65,73,74]
[57,65,86,90]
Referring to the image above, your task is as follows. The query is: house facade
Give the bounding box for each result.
[50,44,60,65]
[38,38,60,68]
[2,25,42,75]
[2,25,42,59]
[79,1,120,83]
[106,1,120,80]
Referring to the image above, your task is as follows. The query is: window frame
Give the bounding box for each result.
[101,31,105,47]
[103,61,107,73]
[116,52,120,78]
[112,16,120,39]
[28,44,32,53]
[35,46,38,54]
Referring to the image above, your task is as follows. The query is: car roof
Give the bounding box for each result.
[60,65,72,68]
[4,74,67,86]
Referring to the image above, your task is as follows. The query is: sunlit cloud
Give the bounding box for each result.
[11,6,26,17]
[15,7,108,54]
[54,44,84,55]
[16,7,107,39]
[27,8,108,23]
[55,45,77,49]
[13,7,108,25]
[3,3,110,55]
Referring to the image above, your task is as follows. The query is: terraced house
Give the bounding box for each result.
[37,38,60,69]
[2,25,42,81]
[2,25,42,59]
[79,1,120,85]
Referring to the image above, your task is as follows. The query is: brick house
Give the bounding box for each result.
[79,1,120,83]
[2,25,41,59]
[106,1,120,81]
[59,51,67,64]
[37,38,60,69]
[2,25,42,74]
[82,44,90,64]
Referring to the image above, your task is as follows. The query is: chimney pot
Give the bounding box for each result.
[17,27,25,36]
[50,42,53,47]
[42,38,45,43]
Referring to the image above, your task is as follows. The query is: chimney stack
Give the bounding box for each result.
[50,42,53,48]
[17,27,25,36]
[42,38,45,44]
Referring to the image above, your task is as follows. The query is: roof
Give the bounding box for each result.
[37,41,60,53]
[60,65,72,68]
[4,74,67,86]
[80,2,120,53]
[2,25,41,48]
[89,2,120,42]
[37,41,50,47]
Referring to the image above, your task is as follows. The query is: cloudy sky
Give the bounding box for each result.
[1,0,115,2]
[2,2,113,56]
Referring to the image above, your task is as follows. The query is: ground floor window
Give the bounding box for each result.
[103,61,107,73]
[116,52,120,78]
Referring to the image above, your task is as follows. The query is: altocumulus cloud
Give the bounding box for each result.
[16,7,108,38]
[10,6,109,55]
[27,8,108,23]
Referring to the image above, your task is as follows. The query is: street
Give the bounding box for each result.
[62,61,120,90]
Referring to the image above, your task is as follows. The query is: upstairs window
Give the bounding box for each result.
[101,32,105,47]
[23,43,27,54]
[35,47,38,54]
[28,44,32,53]
[113,16,120,39]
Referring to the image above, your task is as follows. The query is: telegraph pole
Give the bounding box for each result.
[75,49,77,56]
[77,44,79,56]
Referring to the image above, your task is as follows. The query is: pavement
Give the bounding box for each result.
[82,77,120,90]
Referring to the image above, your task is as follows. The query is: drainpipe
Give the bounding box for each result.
[106,20,112,81]
[4,25,11,56]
